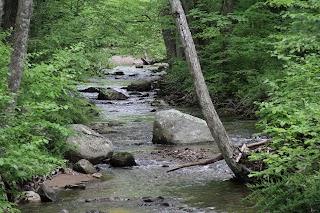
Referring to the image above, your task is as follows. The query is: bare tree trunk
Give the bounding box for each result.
[221,0,236,15]
[0,0,4,27]
[2,0,18,31]
[161,8,177,60]
[6,0,33,114]
[169,0,251,181]
[181,0,200,46]
[162,28,177,59]
[175,29,184,57]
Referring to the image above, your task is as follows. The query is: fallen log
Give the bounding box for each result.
[167,154,223,172]
[167,139,270,173]
[244,139,270,149]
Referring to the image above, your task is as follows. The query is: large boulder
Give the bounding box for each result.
[98,88,128,100]
[152,109,214,145]
[66,124,114,164]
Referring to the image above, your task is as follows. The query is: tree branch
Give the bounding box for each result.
[167,139,270,173]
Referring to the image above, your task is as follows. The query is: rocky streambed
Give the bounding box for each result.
[20,63,257,213]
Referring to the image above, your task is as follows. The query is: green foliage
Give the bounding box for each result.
[0,116,67,212]
[247,172,320,213]
[269,0,320,62]
[0,198,19,213]
[20,44,100,125]
[166,0,284,113]
[250,55,320,181]
[0,30,98,212]
[165,59,194,92]
[30,0,166,63]
[0,32,12,112]
[246,0,320,211]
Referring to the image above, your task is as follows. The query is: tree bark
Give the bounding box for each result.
[6,0,33,113]
[221,0,236,15]
[161,8,177,60]
[162,27,177,59]
[175,29,184,58]
[0,0,4,27]
[2,0,18,31]
[169,0,251,181]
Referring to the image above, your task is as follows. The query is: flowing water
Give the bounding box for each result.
[20,65,257,213]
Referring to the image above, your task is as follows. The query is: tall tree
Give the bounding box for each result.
[0,0,4,27]
[169,0,251,181]
[221,0,236,15]
[2,0,19,31]
[161,8,177,60]
[6,0,33,114]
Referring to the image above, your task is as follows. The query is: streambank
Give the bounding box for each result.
[20,63,257,213]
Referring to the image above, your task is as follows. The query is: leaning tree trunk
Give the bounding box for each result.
[6,0,33,115]
[169,0,251,181]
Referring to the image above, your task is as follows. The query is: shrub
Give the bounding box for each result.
[247,172,320,212]
[247,55,320,212]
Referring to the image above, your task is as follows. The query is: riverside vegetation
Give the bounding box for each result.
[0,0,319,212]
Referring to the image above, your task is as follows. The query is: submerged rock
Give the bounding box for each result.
[113,71,125,75]
[90,122,112,134]
[110,152,137,167]
[38,184,59,202]
[126,79,153,91]
[78,87,100,93]
[98,88,128,100]
[74,159,97,174]
[79,87,128,101]
[66,124,114,164]
[64,184,86,190]
[150,99,168,107]
[152,109,214,145]
[142,196,164,203]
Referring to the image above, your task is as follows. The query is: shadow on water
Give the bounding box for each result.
[20,65,257,213]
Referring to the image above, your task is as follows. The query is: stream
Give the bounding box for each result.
[20,65,257,213]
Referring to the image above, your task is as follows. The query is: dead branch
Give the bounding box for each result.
[236,143,248,163]
[167,139,270,173]
[167,154,223,172]
[246,139,270,149]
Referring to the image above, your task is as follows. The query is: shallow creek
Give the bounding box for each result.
[21,65,257,213]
